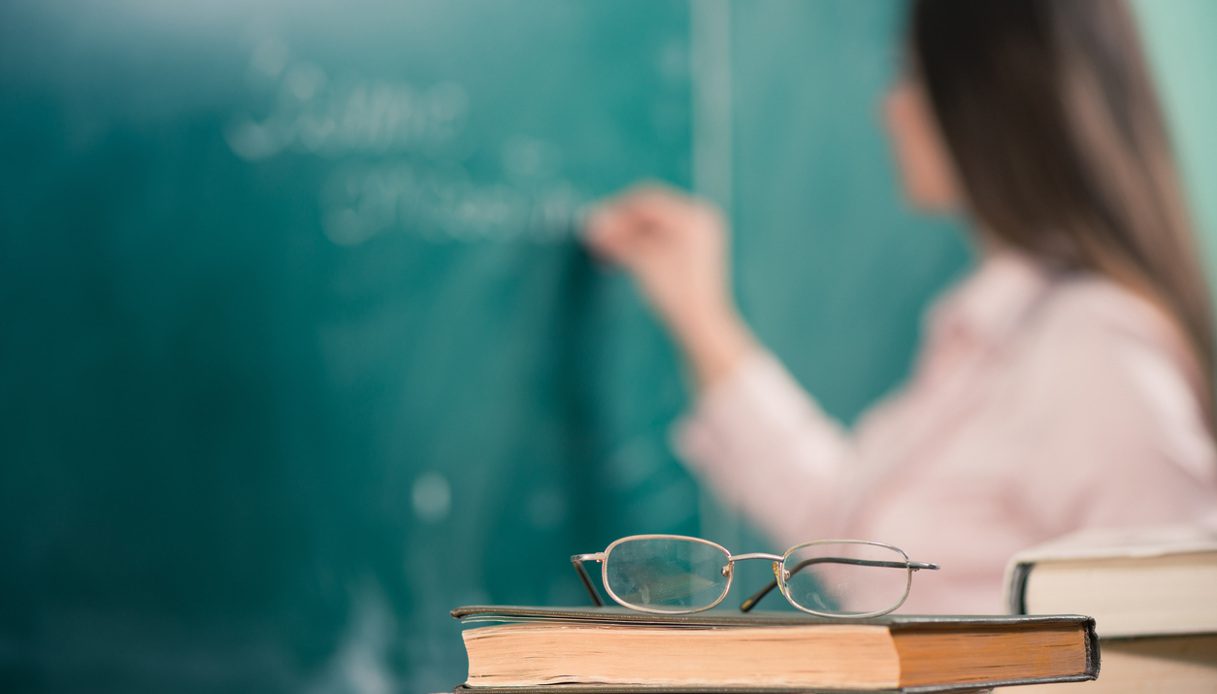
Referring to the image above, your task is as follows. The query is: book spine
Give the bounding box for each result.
[1005,561,1034,614]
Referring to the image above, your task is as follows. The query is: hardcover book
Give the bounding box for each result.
[451,605,1099,692]
[1005,523,1217,637]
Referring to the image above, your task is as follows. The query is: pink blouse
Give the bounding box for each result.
[674,252,1217,613]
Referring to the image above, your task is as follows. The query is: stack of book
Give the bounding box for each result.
[450,605,1098,692]
[1006,524,1217,691]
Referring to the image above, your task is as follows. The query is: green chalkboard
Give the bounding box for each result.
[725,1,970,423]
[5,1,1212,692]
[0,2,699,691]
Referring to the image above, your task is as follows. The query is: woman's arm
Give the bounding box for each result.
[585,185,855,544]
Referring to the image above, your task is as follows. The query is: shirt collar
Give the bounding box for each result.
[927,250,1053,348]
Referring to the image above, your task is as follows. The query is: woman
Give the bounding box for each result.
[585,0,1217,613]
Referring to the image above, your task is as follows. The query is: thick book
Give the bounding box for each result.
[1004,524,1217,637]
[451,605,1099,692]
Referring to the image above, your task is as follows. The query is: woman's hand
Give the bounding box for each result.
[584,183,756,388]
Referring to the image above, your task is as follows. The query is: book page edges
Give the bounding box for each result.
[462,623,899,689]
[460,619,1098,690]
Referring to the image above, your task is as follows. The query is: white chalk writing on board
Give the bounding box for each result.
[226,36,589,245]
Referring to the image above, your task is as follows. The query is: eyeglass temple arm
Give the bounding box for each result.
[739,557,940,613]
[570,553,605,607]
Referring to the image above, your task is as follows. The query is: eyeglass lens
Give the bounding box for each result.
[781,542,911,615]
[604,537,731,613]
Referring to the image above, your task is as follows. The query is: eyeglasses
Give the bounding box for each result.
[571,534,939,618]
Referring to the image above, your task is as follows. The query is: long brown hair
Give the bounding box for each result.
[909,0,1214,416]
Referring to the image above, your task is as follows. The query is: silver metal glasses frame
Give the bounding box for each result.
[570,533,940,618]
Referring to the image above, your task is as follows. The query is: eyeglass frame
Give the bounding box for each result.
[571,533,939,618]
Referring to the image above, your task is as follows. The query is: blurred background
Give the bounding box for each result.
[1,1,1214,692]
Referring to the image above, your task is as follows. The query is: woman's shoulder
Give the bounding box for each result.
[1029,271,1190,366]
[1005,272,1217,520]
[1014,271,1211,459]
[1007,270,1206,427]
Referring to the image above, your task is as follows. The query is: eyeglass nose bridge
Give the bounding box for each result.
[727,552,784,562]
[721,552,786,579]
[724,552,790,583]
